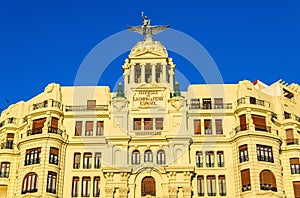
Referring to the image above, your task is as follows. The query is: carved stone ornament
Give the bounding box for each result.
[168,97,185,111]
[119,187,129,196]
[168,186,178,196]
[182,186,193,196]
[112,97,128,111]
[105,187,115,196]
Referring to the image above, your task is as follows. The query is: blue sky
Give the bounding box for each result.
[0,0,299,109]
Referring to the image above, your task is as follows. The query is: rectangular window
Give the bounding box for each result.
[82,177,91,197]
[134,118,142,130]
[203,98,212,109]
[87,100,96,110]
[145,64,152,83]
[204,119,212,134]
[155,118,163,130]
[93,177,100,197]
[215,119,223,134]
[49,147,59,165]
[75,121,82,136]
[207,175,216,196]
[25,147,41,165]
[6,133,13,149]
[206,151,214,167]
[286,129,295,145]
[74,153,81,169]
[197,176,204,196]
[217,151,224,167]
[144,118,153,130]
[241,169,251,191]
[96,121,104,136]
[47,171,57,194]
[132,151,140,165]
[251,115,267,131]
[290,158,300,174]
[155,64,162,83]
[239,145,249,163]
[214,98,223,109]
[194,119,201,135]
[293,181,300,198]
[0,162,10,178]
[191,98,200,109]
[94,153,101,169]
[85,121,93,136]
[256,145,273,163]
[72,177,79,197]
[83,153,92,169]
[196,151,203,167]
[219,175,226,196]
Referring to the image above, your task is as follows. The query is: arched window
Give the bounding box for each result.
[132,150,140,165]
[157,150,166,165]
[144,150,153,162]
[142,176,155,196]
[260,170,277,192]
[22,172,38,194]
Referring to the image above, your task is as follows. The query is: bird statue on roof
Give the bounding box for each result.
[127,12,170,41]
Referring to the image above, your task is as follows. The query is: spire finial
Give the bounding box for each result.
[127,13,170,41]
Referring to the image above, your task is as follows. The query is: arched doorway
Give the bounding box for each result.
[142,176,156,196]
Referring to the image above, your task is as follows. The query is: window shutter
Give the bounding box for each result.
[239,145,248,151]
[194,119,201,134]
[293,181,300,198]
[286,129,294,139]
[87,100,96,110]
[215,119,223,133]
[33,118,46,129]
[134,118,142,130]
[74,153,81,164]
[204,120,211,128]
[86,121,93,131]
[75,121,82,136]
[239,115,247,130]
[144,118,153,130]
[214,98,223,105]
[155,118,163,130]
[290,158,300,164]
[51,117,59,128]
[7,133,14,140]
[50,147,59,155]
[241,169,250,186]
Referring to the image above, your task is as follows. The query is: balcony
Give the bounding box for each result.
[291,167,300,174]
[0,142,13,149]
[33,100,62,110]
[27,128,43,136]
[189,103,232,110]
[242,184,251,192]
[206,163,214,167]
[237,97,270,108]
[220,192,226,196]
[25,158,40,166]
[198,192,204,196]
[257,155,274,163]
[65,105,108,112]
[196,162,203,168]
[46,188,56,194]
[260,184,277,192]
[207,192,216,196]
[254,124,271,132]
[48,127,63,136]
[286,138,299,145]
[239,156,249,163]
[0,171,9,178]
[235,124,249,133]
[218,162,224,167]
[134,131,162,136]
[21,188,38,194]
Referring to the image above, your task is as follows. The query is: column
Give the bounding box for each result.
[141,63,145,83]
[169,67,174,87]
[152,63,156,83]
[162,65,166,84]
[130,65,134,83]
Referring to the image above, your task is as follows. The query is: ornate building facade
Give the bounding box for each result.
[0,17,300,198]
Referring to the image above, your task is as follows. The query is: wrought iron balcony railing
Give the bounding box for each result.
[65,105,108,112]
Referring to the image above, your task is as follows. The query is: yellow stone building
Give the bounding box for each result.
[0,17,300,198]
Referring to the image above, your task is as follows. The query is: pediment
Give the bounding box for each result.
[129,51,167,59]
